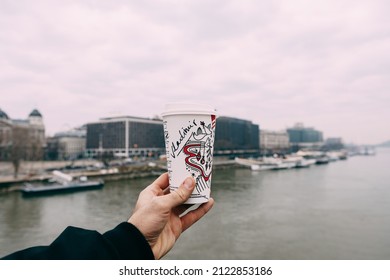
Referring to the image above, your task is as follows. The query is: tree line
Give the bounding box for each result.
[0,126,43,178]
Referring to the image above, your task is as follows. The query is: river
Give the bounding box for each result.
[1,148,390,259]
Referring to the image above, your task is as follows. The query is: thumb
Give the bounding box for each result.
[163,177,195,208]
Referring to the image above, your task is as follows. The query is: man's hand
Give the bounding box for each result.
[128,173,214,259]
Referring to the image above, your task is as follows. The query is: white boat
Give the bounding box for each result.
[285,155,316,168]
[261,157,296,170]
[234,157,262,167]
[315,155,330,164]
[235,157,280,171]
[295,158,316,168]
[235,157,297,171]
[338,151,348,160]
[250,163,279,171]
[326,152,340,162]
[296,150,330,165]
[359,147,376,156]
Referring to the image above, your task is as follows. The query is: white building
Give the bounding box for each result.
[54,127,86,160]
[260,129,290,154]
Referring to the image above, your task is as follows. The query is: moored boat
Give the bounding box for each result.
[295,158,316,168]
[234,157,262,167]
[21,171,104,197]
[250,164,277,171]
[22,180,104,197]
[235,157,283,171]
[315,155,330,164]
[261,156,296,170]
[235,157,296,171]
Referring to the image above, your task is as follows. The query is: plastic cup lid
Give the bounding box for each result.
[161,103,217,117]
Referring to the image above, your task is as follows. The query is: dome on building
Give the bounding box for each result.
[29,109,42,118]
[0,108,10,119]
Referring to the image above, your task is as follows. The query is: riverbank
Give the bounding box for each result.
[0,159,237,191]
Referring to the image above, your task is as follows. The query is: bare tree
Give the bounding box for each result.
[0,122,12,161]
[10,126,29,178]
[0,128,4,160]
[28,136,43,161]
[58,141,67,160]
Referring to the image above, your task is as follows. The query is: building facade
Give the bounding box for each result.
[260,129,290,155]
[214,116,260,157]
[0,108,45,160]
[86,115,261,159]
[86,116,165,158]
[0,110,12,159]
[324,137,344,151]
[53,127,87,160]
[287,123,323,151]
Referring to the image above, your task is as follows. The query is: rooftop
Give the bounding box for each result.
[0,108,9,120]
[29,109,42,117]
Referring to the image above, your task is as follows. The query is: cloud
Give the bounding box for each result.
[0,0,389,144]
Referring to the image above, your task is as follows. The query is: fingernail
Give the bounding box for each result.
[184,177,194,190]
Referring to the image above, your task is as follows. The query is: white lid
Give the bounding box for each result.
[161,103,217,117]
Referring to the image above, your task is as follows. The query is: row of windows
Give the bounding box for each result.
[215,117,259,150]
[86,118,261,151]
[86,121,165,149]
[87,122,126,149]
[86,148,163,156]
[287,129,323,143]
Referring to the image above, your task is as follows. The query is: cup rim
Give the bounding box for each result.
[161,103,217,117]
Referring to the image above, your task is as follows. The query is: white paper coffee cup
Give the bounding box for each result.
[162,103,217,204]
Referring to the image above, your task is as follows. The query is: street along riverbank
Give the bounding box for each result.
[0,159,237,191]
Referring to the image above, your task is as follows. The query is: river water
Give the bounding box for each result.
[1,148,390,259]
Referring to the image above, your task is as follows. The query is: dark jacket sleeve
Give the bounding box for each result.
[1,222,154,260]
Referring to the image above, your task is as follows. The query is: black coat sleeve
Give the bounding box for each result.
[1,222,154,260]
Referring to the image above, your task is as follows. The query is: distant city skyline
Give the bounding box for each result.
[1,106,385,146]
[1,0,389,145]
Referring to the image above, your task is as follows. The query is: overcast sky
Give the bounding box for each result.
[1,0,389,145]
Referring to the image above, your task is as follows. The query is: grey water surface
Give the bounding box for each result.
[1,148,390,259]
